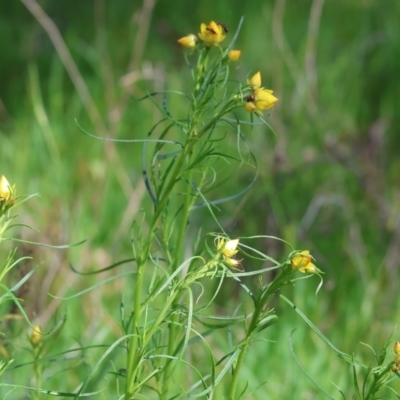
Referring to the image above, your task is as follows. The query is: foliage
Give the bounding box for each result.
[0,0,400,398]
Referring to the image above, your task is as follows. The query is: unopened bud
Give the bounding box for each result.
[30,325,42,347]
[394,341,400,354]
[0,175,11,201]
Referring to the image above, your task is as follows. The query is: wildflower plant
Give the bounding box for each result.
[67,18,400,400]
[5,17,399,400]
[0,177,78,396]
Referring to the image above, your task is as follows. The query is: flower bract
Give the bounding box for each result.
[199,21,226,46]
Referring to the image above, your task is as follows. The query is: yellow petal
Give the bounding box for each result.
[254,88,278,110]
[228,50,241,61]
[177,34,197,49]
[223,239,239,258]
[248,72,261,89]
[209,21,220,34]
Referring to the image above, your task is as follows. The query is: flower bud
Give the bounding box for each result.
[177,34,197,49]
[0,175,11,201]
[30,325,42,347]
[224,257,242,269]
[394,341,400,354]
[228,50,241,62]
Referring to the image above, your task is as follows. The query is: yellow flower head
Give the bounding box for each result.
[216,238,242,269]
[30,325,43,347]
[245,72,278,113]
[177,34,197,49]
[291,250,317,273]
[0,175,11,201]
[223,238,239,258]
[228,50,241,62]
[199,21,226,46]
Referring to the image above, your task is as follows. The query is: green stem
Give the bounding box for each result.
[229,267,292,400]
[124,97,240,398]
[364,363,393,400]
[125,133,197,398]
[161,151,195,400]
[33,348,42,400]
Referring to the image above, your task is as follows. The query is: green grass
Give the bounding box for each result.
[1,0,400,398]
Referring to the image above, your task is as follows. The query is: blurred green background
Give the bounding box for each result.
[1,0,400,398]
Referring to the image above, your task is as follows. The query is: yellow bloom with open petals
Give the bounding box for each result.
[254,89,278,111]
[291,250,317,273]
[245,72,278,113]
[177,34,197,49]
[199,21,226,46]
[228,50,241,61]
[0,175,11,201]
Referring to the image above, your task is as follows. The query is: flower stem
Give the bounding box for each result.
[125,133,196,398]
[160,151,195,400]
[229,266,291,399]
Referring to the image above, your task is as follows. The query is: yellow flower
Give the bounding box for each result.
[217,238,242,269]
[177,34,197,49]
[30,325,42,347]
[199,21,226,46]
[228,50,241,61]
[291,250,317,273]
[217,238,239,258]
[0,175,11,201]
[245,72,278,113]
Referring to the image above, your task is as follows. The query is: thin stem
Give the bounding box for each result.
[160,150,195,400]
[229,267,292,399]
[125,134,196,398]
[364,363,394,400]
